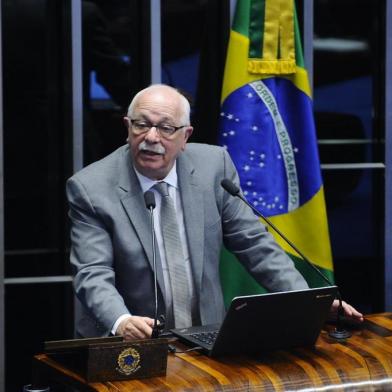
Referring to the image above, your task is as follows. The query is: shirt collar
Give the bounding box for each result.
[134,162,178,193]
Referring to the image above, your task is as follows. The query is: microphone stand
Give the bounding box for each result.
[221,179,351,339]
[148,204,160,338]
[144,191,161,338]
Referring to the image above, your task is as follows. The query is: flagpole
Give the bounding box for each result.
[303,0,314,94]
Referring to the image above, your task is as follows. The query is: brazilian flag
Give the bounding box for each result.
[219,0,334,306]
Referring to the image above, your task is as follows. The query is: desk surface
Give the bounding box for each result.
[34,313,392,391]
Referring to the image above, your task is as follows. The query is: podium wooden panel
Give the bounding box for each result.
[33,313,392,391]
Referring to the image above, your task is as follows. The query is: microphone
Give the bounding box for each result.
[144,190,162,338]
[144,190,156,209]
[221,178,351,339]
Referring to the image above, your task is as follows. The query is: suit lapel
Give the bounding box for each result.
[177,152,205,296]
[118,148,166,297]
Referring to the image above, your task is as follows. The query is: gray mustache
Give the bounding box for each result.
[138,141,166,155]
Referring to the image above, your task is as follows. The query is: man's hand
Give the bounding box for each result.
[330,299,364,323]
[116,316,155,340]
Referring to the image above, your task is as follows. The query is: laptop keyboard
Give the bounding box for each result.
[190,330,219,346]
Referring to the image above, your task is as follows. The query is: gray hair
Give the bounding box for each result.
[127,84,191,125]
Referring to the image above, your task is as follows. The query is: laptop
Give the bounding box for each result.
[171,286,338,357]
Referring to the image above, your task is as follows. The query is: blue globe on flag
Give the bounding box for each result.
[219,77,322,218]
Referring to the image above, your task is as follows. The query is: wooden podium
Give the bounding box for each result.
[33,313,392,391]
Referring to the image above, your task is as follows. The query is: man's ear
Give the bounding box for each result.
[123,116,130,129]
[181,127,193,150]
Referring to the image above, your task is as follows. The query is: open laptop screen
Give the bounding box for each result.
[171,286,338,357]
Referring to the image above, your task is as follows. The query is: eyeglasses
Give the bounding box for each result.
[130,119,187,138]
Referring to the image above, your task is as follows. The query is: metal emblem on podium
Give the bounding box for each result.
[117,347,141,375]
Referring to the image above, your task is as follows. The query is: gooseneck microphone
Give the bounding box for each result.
[221,179,331,286]
[144,190,161,338]
[221,178,351,339]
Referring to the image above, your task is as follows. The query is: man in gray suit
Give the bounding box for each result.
[67,84,363,340]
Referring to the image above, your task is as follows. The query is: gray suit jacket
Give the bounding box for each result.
[67,143,308,337]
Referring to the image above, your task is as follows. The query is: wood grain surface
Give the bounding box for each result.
[33,313,392,391]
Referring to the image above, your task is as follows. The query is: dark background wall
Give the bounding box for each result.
[1,0,388,390]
